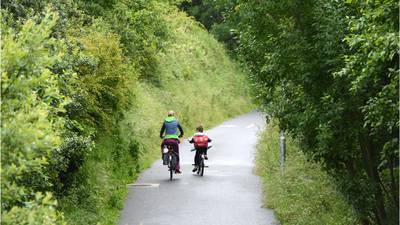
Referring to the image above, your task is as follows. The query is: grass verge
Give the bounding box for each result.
[255,124,360,225]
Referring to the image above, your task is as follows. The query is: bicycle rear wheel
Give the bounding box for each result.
[196,161,201,175]
[200,159,204,176]
[169,156,174,180]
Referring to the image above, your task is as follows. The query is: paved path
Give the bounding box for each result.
[118,111,278,225]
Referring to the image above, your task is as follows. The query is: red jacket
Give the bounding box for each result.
[189,132,212,148]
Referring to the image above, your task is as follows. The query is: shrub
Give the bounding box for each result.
[2,193,66,225]
[1,10,67,223]
[66,26,135,129]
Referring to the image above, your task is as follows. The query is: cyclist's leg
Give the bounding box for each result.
[203,147,208,159]
[160,139,166,159]
[163,139,175,163]
[172,139,180,171]
[194,148,201,166]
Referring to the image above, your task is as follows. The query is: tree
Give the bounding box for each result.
[218,0,399,224]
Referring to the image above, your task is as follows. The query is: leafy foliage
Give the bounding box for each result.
[180,0,240,51]
[66,27,133,128]
[104,1,171,83]
[2,193,66,225]
[180,0,224,30]
[1,10,67,223]
[190,0,399,224]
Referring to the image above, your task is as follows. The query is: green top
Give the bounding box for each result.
[164,116,176,122]
[161,116,183,139]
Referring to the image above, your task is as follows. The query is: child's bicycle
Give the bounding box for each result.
[190,146,212,176]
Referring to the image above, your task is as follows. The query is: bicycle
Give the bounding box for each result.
[191,146,212,176]
[162,144,178,180]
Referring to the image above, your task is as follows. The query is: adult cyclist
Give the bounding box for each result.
[160,110,184,173]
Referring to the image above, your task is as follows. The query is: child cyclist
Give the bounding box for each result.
[189,125,212,172]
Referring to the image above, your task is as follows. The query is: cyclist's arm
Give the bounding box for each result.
[189,138,194,143]
[208,138,212,142]
[159,123,165,138]
[178,123,184,137]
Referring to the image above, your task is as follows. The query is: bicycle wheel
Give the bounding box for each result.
[197,160,201,175]
[200,158,205,176]
[169,156,173,180]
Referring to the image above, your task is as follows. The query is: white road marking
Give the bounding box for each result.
[127,183,160,187]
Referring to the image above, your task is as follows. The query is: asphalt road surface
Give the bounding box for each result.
[118,111,278,225]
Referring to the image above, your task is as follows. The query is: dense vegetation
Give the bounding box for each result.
[182,0,399,224]
[1,1,252,224]
[256,124,359,225]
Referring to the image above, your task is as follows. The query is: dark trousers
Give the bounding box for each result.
[194,147,208,166]
[161,138,180,170]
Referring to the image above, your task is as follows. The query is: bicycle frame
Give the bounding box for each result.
[191,146,212,176]
[164,144,177,180]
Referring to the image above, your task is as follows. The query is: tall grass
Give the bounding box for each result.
[255,124,359,225]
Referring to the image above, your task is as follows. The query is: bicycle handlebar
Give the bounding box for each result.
[190,146,212,152]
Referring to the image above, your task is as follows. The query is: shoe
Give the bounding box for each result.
[192,167,198,172]
[204,155,208,160]
[175,170,182,174]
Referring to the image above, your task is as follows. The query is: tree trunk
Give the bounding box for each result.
[389,157,399,208]
[359,134,387,225]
